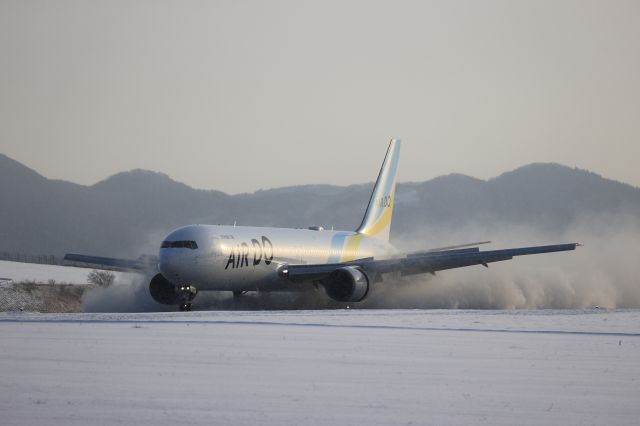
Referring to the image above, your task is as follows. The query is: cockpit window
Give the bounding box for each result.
[161,240,198,249]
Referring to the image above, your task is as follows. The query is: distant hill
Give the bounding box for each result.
[1,153,639,258]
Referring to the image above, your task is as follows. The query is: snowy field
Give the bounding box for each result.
[0,260,137,285]
[1,309,638,426]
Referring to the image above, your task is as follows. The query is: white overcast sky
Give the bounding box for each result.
[1,0,638,193]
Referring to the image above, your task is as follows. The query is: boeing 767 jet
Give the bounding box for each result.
[66,139,578,310]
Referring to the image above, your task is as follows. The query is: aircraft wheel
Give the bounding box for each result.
[179,303,192,311]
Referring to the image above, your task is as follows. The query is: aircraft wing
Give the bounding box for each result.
[280,243,579,282]
[63,253,157,272]
[407,240,491,255]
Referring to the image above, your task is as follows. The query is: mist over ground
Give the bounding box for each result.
[82,213,640,312]
[369,213,640,309]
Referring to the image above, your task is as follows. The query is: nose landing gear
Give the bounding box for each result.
[149,274,198,311]
[177,284,197,312]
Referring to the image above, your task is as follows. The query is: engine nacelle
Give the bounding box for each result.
[323,266,370,303]
[149,273,197,305]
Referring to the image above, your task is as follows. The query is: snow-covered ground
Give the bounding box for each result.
[1,309,638,426]
[0,260,137,285]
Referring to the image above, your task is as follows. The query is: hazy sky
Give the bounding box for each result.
[1,0,639,193]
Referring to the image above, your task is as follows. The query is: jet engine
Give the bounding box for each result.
[149,273,197,307]
[322,266,370,303]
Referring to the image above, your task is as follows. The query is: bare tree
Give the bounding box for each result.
[87,270,115,287]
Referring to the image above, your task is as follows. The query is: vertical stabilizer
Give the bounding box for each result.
[356,139,401,242]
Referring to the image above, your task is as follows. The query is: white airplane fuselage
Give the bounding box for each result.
[63,139,578,310]
[159,224,397,292]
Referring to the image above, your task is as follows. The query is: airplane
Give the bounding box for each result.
[65,139,579,310]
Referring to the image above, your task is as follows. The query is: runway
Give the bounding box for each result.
[1,309,639,425]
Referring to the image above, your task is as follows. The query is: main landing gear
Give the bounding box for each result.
[232,290,249,308]
[233,290,248,299]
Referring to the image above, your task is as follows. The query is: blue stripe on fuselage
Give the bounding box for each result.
[327,232,351,263]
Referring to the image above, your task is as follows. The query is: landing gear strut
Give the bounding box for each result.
[179,302,192,311]
[232,290,248,307]
[232,290,248,299]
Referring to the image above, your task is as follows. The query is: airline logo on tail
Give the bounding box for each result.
[356,138,401,242]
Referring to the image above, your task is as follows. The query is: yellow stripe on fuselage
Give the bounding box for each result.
[339,233,365,262]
